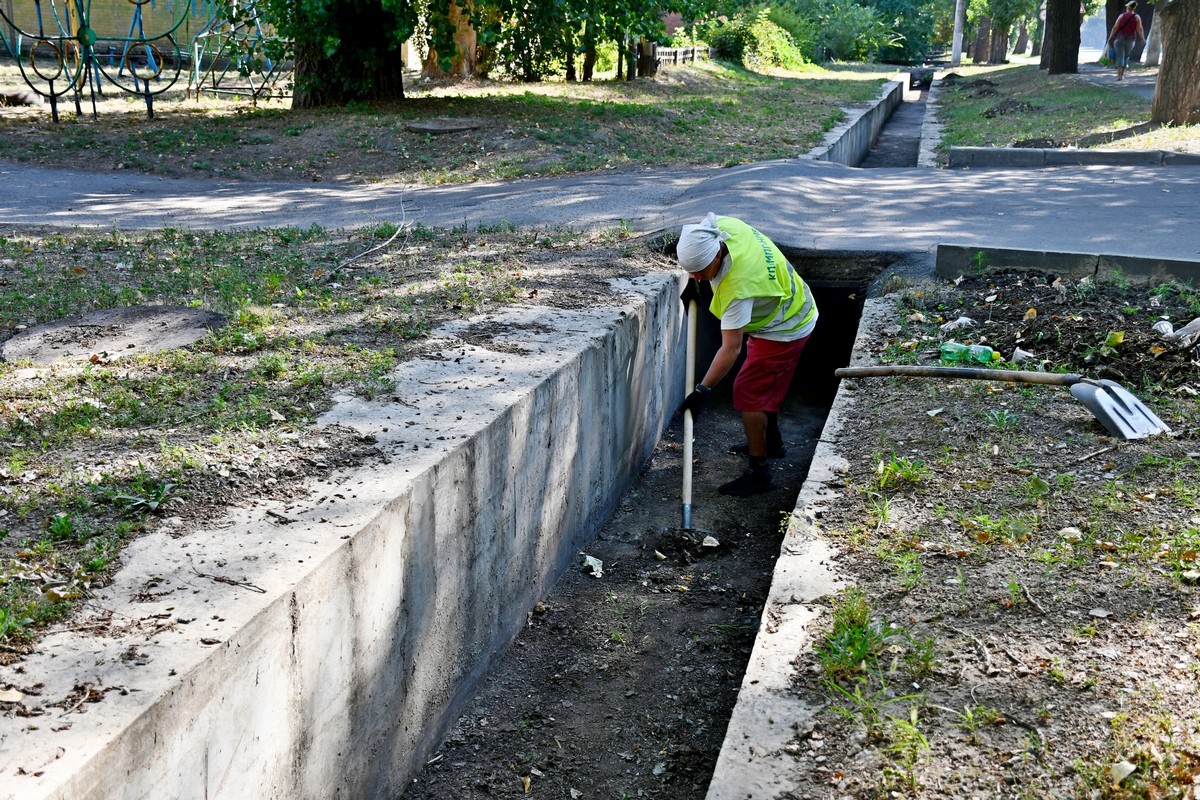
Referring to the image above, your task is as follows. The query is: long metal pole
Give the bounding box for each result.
[681,296,697,530]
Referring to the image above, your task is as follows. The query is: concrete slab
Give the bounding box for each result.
[949,147,1047,168]
[936,243,1200,285]
[0,276,686,800]
[951,146,1199,169]
[668,160,1200,264]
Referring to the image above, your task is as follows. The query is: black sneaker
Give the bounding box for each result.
[728,442,787,459]
[718,468,776,497]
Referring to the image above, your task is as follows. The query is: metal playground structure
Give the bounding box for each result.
[190,0,288,102]
[0,0,290,121]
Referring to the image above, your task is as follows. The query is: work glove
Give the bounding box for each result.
[681,384,711,417]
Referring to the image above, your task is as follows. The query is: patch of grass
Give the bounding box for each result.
[815,587,894,683]
[0,59,891,185]
[876,454,929,491]
[960,512,1034,545]
[936,63,1156,154]
[0,220,640,646]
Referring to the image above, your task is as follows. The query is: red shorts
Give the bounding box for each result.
[732,335,809,413]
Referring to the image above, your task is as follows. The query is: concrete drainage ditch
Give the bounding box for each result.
[0,251,903,800]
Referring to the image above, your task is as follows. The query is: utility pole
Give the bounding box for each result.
[951,0,966,65]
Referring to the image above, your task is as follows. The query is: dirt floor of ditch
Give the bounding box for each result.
[400,398,829,800]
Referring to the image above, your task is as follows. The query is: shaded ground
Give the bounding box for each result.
[778,271,1200,797]
[0,60,888,186]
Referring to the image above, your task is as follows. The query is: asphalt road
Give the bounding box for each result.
[1,146,1197,263]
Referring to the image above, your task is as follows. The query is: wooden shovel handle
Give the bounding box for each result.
[835,365,1082,386]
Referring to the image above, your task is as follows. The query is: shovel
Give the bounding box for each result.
[681,280,699,530]
[834,365,1171,440]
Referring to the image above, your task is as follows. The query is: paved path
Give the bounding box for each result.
[1078,52,1159,100]
[0,76,1196,265]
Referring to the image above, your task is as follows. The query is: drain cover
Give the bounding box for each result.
[1,305,226,365]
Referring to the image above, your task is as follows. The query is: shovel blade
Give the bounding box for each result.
[1069,380,1172,440]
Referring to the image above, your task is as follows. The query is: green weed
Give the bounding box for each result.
[816,587,894,683]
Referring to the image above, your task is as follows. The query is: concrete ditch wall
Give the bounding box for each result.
[808,81,904,167]
[0,275,685,800]
[948,146,1200,169]
[936,243,1200,285]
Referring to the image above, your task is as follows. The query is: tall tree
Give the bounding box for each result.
[1042,0,1080,72]
[244,0,417,108]
[424,0,479,78]
[1150,0,1200,124]
[972,15,992,62]
[1142,11,1161,64]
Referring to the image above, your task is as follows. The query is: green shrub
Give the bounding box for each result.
[817,0,900,61]
[706,9,809,71]
[767,5,820,61]
[668,27,706,48]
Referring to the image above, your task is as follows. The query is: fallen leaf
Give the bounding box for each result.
[1023,308,1037,321]
[522,775,531,794]
[1104,331,1125,347]
[653,550,666,561]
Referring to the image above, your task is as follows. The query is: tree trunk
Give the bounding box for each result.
[1143,13,1161,65]
[626,37,636,81]
[1151,0,1200,125]
[1031,12,1044,58]
[989,25,1009,62]
[292,4,407,108]
[1131,5,1152,60]
[1043,0,1080,73]
[1104,0,1123,41]
[973,16,992,64]
[422,0,477,79]
[582,21,596,81]
[1014,18,1029,54]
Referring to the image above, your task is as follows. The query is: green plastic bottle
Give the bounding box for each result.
[967,344,997,364]
[940,341,968,362]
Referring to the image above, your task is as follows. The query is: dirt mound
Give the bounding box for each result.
[983,99,1036,118]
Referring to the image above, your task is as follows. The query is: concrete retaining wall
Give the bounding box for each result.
[948,146,1200,169]
[808,81,904,167]
[0,276,686,800]
[936,243,1200,285]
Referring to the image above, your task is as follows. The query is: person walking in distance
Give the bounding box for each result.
[677,213,818,497]
[1106,0,1145,82]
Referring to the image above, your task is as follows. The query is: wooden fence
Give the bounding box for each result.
[656,46,711,66]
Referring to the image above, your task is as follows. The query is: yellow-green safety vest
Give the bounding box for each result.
[710,217,816,334]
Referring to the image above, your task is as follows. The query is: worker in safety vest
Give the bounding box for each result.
[676,213,818,497]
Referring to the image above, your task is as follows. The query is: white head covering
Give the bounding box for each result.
[676,212,729,272]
